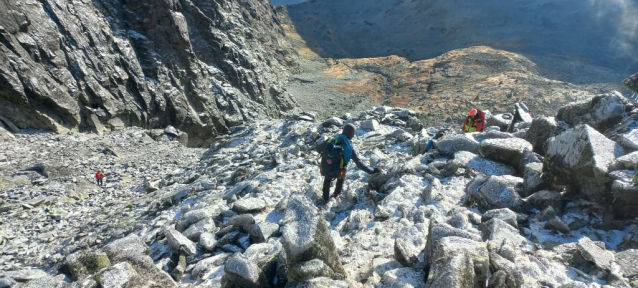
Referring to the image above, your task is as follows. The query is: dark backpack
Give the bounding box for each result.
[321,137,344,179]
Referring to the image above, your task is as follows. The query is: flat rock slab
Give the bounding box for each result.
[233,197,267,213]
[479,138,532,168]
[164,227,197,255]
[454,151,515,176]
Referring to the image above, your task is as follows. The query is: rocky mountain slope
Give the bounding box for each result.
[0,0,298,147]
[3,92,638,287]
[281,0,636,84]
[277,8,623,127]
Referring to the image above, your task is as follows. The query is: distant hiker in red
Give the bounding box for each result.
[462,108,485,133]
[95,169,104,186]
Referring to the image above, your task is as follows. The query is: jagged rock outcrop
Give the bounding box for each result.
[556,92,634,133]
[544,125,624,202]
[625,72,638,94]
[0,0,298,146]
[282,194,344,283]
[526,117,567,155]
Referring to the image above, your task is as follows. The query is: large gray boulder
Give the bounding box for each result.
[175,208,218,232]
[616,249,638,284]
[479,138,533,168]
[102,235,176,287]
[426,223,482,262]
[522,162,547,197]
[466,174,524,211]
[481,208,518,229]
[282,194,344,276]
[610,151,638,171]
[393,222,429,267]
[434,134,480,156]
[381,267,426,288]
[525,117,567,155]
[425,236,489,288]
[221,253,270,288]
[544,125,624,202]
[486,113,513,132]
[182,217,215,242]
[556,92,634,132]
[453,151,515,176]
[244,241,284,286]
[164,226,197,255]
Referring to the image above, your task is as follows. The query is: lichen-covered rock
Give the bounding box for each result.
[221,253,269,288]
[286,277,349,288]
[523,190,563,212]
[481,208,518,229]
[244,241,284,286]
[182,217,215,242]
[619,226,638,251]
[282,194,344,275]
[164,226,197,255]
[544,125,624,202]
[479,138,533,168]
[175,208,217,232]
[577,237,614,271]
[96,262,143,288]
[453,151,515,176]
[434,134,480,156]
[610,170,638,219]
[481,218,531,253]
[102,235,176,287]
[288,259,334,283]
[426,223,482,262]
[616,249,638,284]
[556,92,634,132]
[382,267,426,288]
[425,236,489,288]
[63,251,111,281]
[522,162,547,197]
[611,151,638,171]
[422,176,444,204]
[466,174,523,211]
[526,117,566,155]
[393,222,429,267]
[233,197,268,213]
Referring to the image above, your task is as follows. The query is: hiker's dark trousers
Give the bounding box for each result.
[323,177,344,201]
[97,178,103,186]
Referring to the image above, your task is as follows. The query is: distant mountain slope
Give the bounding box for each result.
[284,0,636,84]
[0,0,299,146]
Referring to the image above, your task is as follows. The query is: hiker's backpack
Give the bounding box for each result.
[321,137,344,179]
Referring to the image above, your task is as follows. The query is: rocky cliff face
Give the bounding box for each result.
[0,0,298,146]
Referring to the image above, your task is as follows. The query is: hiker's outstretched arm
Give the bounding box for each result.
[352,150,374,174]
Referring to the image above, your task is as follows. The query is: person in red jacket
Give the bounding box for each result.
[462,108,485,133]
[95,169,104,186]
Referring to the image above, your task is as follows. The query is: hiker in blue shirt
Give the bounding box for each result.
[317,123,381,203]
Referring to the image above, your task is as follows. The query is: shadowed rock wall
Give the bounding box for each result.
[0,0,299,146]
